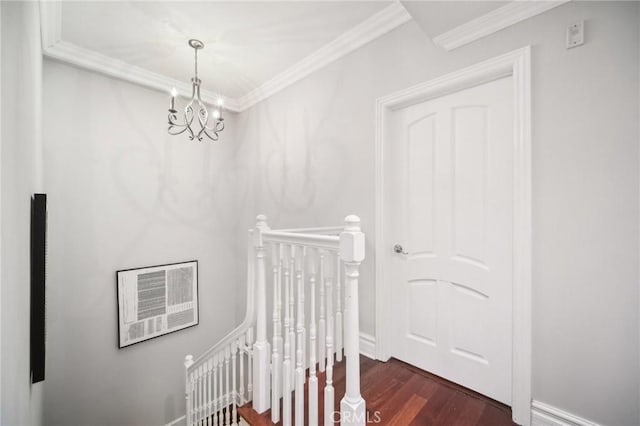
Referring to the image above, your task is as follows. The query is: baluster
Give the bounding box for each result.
[205,365,210,424]
[335,253,343,363]
[189,371,196,425]
[193,368,197,425]
[208,359,213,426]
[324,276,335,426]
[218,356,224,426]
[239,337,245,406]
[253,215,270,413]
[225,347,231,426]
[246,327,253,401]
[271,243,282,423]
[213,355,219,426]
[283,336,293,422]
[308,250,319,426]
[201,368,205,425]
[339,216,366,426]
[295,247,305,426]
[232,342,238,426]
[318,250,326,372]
[197,366,202,425]
[282,247,293,426]
[300,247,307,377]
[288,245,296,384]
[185,355,194,426]
[201,365,206,426]
[277,246,284,376]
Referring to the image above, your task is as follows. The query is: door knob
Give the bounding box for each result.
[393,244,408,255]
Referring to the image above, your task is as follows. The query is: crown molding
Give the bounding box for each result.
[235,1,411,111]
[39,1,238,110]
[43,40,240,111]
[432,0,570,51]
[40,0,61,48]
[39,0,410,113]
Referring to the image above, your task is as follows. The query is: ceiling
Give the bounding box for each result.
[401,1,508,38]
[59,1,389,99]
[42,1,567,111]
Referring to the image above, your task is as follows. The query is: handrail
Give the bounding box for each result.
[188,225,342,368]
[261,230,340,251]
[276,225,342,235]
[189,229,256,368]
[185,216,365,426]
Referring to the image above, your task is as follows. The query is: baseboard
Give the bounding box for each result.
[531,400,602,426]
[359,332,376,360]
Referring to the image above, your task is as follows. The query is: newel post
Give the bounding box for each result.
[339,215,366,426]
[184,354,194,426]
[253,214,271,413]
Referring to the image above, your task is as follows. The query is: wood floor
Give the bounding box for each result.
[239,355,517,425]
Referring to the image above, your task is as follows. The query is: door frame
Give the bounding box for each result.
[374,47,532,425]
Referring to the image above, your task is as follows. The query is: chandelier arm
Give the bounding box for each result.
[185,105,197,140]
[201,128,221,141]
[168,110,196,136]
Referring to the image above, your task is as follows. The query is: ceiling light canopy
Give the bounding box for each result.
[168,39,225,142]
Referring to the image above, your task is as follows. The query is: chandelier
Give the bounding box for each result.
[168,39,225,141]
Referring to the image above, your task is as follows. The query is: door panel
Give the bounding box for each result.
[407,279,438,345]
[452,105,488,265]
[407,113,437,257]
[389,76,513,405]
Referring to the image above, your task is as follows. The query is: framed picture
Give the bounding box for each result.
[116,260,198,348]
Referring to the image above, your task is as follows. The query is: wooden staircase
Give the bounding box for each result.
[238,350,349,425]
[183,215,367,426]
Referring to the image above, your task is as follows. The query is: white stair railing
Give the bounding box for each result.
[184,215,365,426]
[184,229,257,426]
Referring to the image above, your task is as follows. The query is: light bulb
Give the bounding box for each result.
[216,98,224,107]
[169,87,177,111]
[213,109,220,119]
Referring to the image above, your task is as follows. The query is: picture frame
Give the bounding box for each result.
[31,193,47,382]
[116,260,199,348]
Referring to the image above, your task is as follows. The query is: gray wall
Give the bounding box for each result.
[1,2,44,425]
[41,60,243,426]
[235,2,639,425]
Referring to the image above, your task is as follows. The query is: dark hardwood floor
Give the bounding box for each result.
[239,355,516,425]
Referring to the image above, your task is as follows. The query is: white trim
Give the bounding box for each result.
[38,1,410,112]
[531,401,602,426]
[359,332,376,360]
[432,1,569,51]
[39,0,60,50]
[39,1,238,110]
[0,2,3,420]
[374,46,532,426]
[235,2,410,111]
[164,415,185,426]
[42,40,240,111]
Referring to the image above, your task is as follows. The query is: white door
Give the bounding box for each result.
[387,76,514,404]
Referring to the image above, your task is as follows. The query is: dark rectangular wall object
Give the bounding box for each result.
[31,193,47,383]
